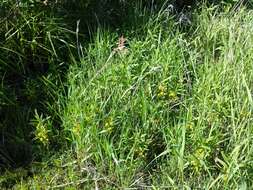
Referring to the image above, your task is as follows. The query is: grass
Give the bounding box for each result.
[1,1,253,189]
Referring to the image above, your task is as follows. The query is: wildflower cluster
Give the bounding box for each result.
[190,147,210,174]
[157,84,178,101]
[31,111,51,147]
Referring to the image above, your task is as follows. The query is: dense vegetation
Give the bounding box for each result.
[1,0,253,189]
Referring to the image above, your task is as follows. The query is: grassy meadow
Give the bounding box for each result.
[1,0,253,189]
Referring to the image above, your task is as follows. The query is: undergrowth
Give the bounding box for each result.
[1,0,253,189]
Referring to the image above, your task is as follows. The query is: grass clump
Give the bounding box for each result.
[1,1,253,189]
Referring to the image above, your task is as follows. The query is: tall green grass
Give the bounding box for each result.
[2,4,253,189]
[0,0,247,171]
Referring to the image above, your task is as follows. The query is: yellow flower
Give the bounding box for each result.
[168,91,178,100]
[137,149,145,158]
[157,85,167,98]
[73,123,81,136]
[190,148,206,173]
[34,124,49,146]
[32,111,51,147]
[195,148,205,159]
[105,117,114,133]
[135,147,145,158]
[186,123,193,130]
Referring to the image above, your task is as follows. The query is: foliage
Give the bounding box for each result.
[0,0,73,168]
[1,0,253,189]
